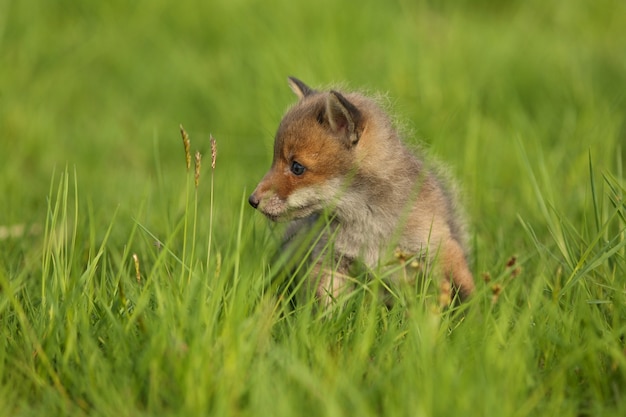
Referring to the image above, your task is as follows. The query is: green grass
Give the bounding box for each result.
[1,0,626,415]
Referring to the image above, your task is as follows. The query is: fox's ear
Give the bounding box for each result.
[287,77,315,99]
[324,90,362,146]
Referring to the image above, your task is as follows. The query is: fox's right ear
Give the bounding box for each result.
[287,77,315,99]
[324,91,363,147]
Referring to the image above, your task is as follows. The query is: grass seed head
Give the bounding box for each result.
[180,124,191,171]
[194,151,202,188]
[210,134,217,170]
[491,283,503,304]
[511,266,522,278]
[506,256,517,268]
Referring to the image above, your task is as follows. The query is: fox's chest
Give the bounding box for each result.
[331,220,396,267]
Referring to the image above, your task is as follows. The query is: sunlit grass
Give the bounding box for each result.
[0,0,625,416]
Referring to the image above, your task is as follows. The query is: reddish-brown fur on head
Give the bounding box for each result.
[248,77,364,221]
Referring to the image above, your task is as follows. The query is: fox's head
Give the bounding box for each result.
[249,77,365,221]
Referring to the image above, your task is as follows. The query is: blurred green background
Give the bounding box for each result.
[2,0,624,243]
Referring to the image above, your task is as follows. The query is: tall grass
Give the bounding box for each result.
[1,126,624,416]
[1,0,625,416]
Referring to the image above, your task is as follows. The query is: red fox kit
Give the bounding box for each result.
[249,77,475,306]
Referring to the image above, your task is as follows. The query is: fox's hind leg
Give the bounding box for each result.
[440,239,475,303]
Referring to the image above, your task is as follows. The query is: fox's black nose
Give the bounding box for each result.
[248,194,259,209]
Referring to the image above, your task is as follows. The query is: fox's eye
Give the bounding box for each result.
[290,161,306,176]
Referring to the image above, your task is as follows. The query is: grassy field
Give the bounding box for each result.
[1,0,626,415]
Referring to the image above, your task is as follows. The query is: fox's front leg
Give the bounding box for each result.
[309,258,353,308]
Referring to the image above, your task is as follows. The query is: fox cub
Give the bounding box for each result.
[249,77,475,306]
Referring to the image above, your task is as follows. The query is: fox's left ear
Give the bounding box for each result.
[287,77,315,99]
[324,91,362,147]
